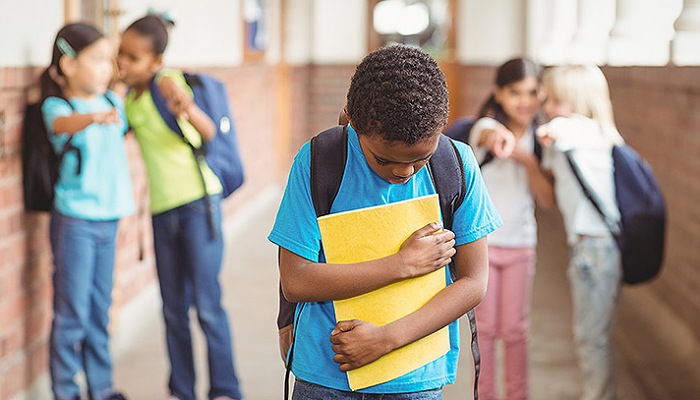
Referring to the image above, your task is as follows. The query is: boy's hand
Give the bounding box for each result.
[397,222,455,278]
[330,320,390,371]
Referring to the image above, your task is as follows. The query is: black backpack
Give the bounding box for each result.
[21,100,80,212]
[22,96,118,212]
[565,144,666,284]
[444,113,542,167]
[278,125,482,400]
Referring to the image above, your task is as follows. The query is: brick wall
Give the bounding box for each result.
[0,66,54,400]
[0,63,278,400]
[452,64,700,342]
[278,64,355,163]
[603,66,700,338]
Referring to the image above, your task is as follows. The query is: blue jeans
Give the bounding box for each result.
[568,235,621,400]
[292,380,442,400]
[49,211,119,400]
[152,195,242,400]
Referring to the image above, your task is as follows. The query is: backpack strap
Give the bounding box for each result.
[150,75,184,136]
[564,150,622,236]
[50,94,118,184]
[427,135,466,237]
[310,125,348,217]
[282,124,347,400]
[149,73,219,238]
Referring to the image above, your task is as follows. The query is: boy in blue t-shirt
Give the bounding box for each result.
[268,44,502,399]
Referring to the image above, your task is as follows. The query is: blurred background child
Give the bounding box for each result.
[448,57,554,400]
[117,14,241,400]
[41,22,134,400]
[537,64,624,400]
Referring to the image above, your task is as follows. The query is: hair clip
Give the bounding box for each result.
[57,37,76,58]
[147,7,176,26]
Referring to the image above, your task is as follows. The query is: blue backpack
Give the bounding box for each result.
[151,72,245,198]
[566,144,666,284]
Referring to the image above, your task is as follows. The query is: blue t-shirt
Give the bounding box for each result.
[268,126,502,393]
[43,91,135,220]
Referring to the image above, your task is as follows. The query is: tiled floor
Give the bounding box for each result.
[28,185,700,400]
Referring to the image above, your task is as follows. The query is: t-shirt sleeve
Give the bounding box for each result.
[156,69,193,96]
[42,96,74,151]
[546,115,607,151]
[451,141,503,245]
[268,142,322,262]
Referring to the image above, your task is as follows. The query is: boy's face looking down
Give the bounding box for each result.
[358,131,440,185]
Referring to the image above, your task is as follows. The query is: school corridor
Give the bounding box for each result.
[31,185,695,400]
[3,1,700,400]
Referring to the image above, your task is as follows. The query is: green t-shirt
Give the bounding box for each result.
[126,70,222,214]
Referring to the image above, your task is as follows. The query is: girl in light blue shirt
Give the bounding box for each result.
[39,22,134,400]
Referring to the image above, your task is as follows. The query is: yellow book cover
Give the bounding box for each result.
[317,194,450,391]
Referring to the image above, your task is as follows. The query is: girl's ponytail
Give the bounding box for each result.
[39,67,64,101]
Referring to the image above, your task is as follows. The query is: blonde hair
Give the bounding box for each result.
[542,64,624,144]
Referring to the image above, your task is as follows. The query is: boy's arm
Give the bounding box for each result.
[158,76,216,141]
[329,236,489,371]
[279,222,456,303]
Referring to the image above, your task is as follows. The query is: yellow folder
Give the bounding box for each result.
[317,194,450,390]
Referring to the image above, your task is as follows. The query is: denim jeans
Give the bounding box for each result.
[49,211,119,400]
[292,380,442,400]
[152,195,242,400]
[568,235,621,400]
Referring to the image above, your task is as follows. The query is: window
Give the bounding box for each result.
[371,0,449,57]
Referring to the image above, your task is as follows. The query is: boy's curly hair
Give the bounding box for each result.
[346,44,449,145]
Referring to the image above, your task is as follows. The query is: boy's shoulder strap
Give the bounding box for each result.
[427,135,480,400]
[428,135,467,231]
[309,124,348,217]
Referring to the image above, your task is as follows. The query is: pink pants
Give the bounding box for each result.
[475,246,536,400]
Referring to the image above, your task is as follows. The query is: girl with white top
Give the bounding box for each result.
[537,64,624,400]
[466,57,554,400]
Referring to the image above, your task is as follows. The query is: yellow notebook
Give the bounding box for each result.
[317,194,450,390]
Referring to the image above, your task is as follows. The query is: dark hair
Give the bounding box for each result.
[477,57,541,120]
[346,44,449,145]
[124,14,174,56]
[40,22,104,100]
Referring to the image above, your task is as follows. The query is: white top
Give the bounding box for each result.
[469,117,537,247]
[541,115,620,245]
